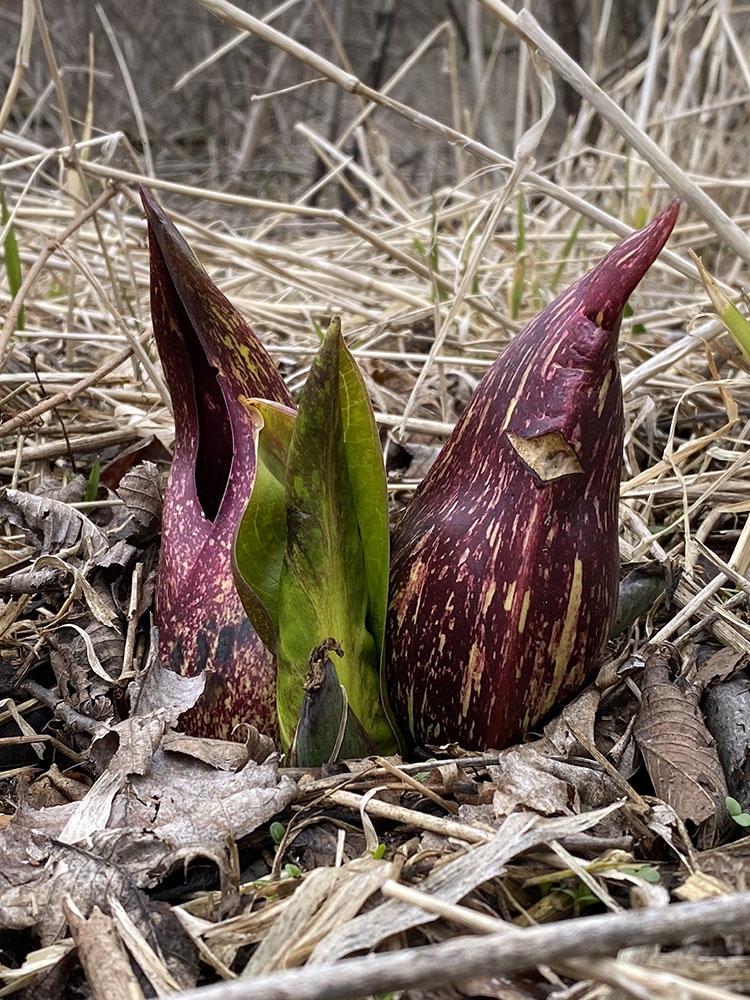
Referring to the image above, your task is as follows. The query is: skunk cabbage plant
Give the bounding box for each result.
[142,187,293,740]
[385,202,679,751]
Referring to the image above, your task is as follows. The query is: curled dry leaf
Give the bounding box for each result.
[129,636,206,722]
[100,436,172,490]
[0,487,108,562]
[634,646,729,848]
[486,746,620,822]
[115,460,163,542]
[48,619,126,719]
[160,730,251,771]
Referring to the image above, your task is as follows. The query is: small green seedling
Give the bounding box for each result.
[550,215,584,293]
[620,864,661,883]
[270,821,286,847]
[727,796,750,828]
[509,192,526,319]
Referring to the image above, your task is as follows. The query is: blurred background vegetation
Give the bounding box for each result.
[0,0,658,201]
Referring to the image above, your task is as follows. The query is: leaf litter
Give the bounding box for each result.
[4,3,750,999]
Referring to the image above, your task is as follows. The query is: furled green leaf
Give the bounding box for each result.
[274,317,394,752]
[233,397,296,651]
[338,342,390,667]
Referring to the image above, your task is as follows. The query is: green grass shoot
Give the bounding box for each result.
[1,182,25,330]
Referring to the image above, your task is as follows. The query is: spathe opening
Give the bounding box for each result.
[178,294,232,523]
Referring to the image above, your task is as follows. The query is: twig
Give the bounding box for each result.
[0,427,143,466]
[168,892,750,1000]
[0,330,152,437]
[22,679,105,736]
[381,882,745,1000]
[63,898,145,1000]
[0,0,35,134]
[327,788,491,843]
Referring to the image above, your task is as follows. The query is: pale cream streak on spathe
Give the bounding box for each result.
[517,590,531,633]
[460,640,485,718]
[617,245,643,267]
[481,579,497,615]
[545,557,583,712]
[597,370,612,416]
[499,363,533,432]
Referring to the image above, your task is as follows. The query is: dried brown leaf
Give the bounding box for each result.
[634,646,728,848]
[0,487,108,561]
[100,437,171,490]
[688,837,750,893]
[161,731,250,771]
[115,460,163,541]
[695,648,748,692]
[129,639,206,721]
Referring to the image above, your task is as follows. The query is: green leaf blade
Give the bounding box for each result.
[233,398,296,651]
[275,318,394,753]
[338,340,390,664]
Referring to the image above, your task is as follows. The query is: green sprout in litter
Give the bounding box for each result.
[1,182,24,330]
[84,459,101,503]
[727,796,750,828]
[270,820,286,847]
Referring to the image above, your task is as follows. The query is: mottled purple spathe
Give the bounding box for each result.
[386,203,679,751]
[142,188,294,740]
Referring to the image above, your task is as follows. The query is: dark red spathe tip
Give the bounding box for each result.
[580,200,680,330]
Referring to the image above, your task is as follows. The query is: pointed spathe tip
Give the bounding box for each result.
[581,199,679,330]
[140,185,201,273]
[139,184,164,228]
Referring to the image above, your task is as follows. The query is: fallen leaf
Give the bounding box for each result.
[634,645,728,848]
[130,636,206,721]
[161,730,250,771]
[100,437,171,490]
[0,487,108,562]
[695,647,748,691]
[115,461,163,542]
